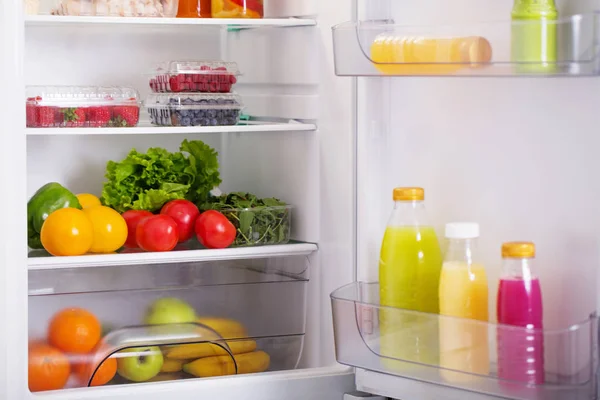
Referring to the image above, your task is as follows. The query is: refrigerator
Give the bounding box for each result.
[0,0,599,398]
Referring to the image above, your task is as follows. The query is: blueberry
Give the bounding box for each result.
[181,117,192,126]
[199,99,208,104]
[192,118,203,126]
[208,118,218,126]
[207,110,217,118]
[182,98,194,105]
[208,99,217,105]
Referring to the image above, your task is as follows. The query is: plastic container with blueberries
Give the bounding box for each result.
[146,93,243,127]
[149,61,240,93]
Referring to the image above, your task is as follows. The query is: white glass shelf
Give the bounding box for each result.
[333,12,600,77]
[26,121,317,136]
[28,241,318,270]
[25,15,316,27]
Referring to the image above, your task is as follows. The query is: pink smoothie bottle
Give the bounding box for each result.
[497,242,544,385]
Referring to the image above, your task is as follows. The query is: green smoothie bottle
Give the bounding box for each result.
[511,0,558,73]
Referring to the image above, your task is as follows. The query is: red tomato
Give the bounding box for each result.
[136,215,179,252]
[122,210,153,248]
[160,200,200,243]
[195,210,236,249]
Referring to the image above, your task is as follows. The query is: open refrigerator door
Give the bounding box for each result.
[0,0,359,398]
[330,0,600,399]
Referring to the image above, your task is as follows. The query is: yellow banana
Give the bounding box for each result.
[183,350,270,378]
[165,339,256,360]
[147,373,183,382]
[196,317,247,339]
[161,358,184,373]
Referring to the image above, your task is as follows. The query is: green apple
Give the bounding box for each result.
[117,346,164,382]
[144,297,197,325]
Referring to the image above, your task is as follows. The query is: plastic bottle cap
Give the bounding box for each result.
[445,222,480,239]
[502,242,535,258]
[393,187,424,201]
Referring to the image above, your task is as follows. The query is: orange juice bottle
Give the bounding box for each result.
[370,35,492,75]
[438,222,489,382]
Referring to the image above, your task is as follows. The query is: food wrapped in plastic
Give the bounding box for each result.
[146,93,243,127]
[45,0,178,16]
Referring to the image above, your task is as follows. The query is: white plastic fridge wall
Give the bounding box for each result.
[355,0,600,394]
[0,0,357,398]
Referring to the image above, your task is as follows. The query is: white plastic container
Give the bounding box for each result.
[26,86,141,128]
[146,92,243,127]
[149,61,240,93]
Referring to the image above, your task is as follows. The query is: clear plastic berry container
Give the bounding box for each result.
[146,93,243,127]
[26,86,141,128]
[34,0,179,17]
[149,61,240,93]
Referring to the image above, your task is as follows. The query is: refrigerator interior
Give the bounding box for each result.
[330,0,600,399]
[13,0,357,397]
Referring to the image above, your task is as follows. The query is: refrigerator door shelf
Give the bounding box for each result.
[333,0,600,78]
[331,282,598,400]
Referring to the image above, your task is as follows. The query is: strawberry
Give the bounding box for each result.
[37,106,57,127]
[62,107,86,127]
[87,106,111,127]
[110,106,139,127]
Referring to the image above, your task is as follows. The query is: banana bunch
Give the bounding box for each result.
[159,317,270,378]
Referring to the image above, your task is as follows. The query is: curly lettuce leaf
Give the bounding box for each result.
[180,139,221,204]
[101,141,218,213]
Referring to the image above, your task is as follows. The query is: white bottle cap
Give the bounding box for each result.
[445,222,480,239]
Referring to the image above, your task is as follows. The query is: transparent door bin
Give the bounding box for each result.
[149,61,240,93]
[331,282,598,400]
[27,0,179,17]
[146,93,243,127]
[26,86,141,128]
[332,13,600,77]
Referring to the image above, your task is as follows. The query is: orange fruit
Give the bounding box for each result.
[82,206,128,253]
[75,352,117,387]
[28,343,71,392]
[76,193,102,209]
[48,308,101,354]
[40,208,93,256]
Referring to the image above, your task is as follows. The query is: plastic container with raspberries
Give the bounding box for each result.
[149,61,240,93]
[26,86,141,128]
[146,93,243,127]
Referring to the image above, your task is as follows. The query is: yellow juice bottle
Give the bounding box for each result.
[438,223,489,382]
[379,187,443,368]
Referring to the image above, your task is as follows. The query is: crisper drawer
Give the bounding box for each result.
[331,282,598,400]
[28,256,308,392]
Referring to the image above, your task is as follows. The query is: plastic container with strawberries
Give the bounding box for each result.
[26,86,141,128]
[149,61,240,93]
[146,93,243,127]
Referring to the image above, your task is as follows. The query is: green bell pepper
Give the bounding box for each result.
[27,182,81,249]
